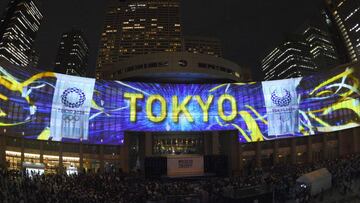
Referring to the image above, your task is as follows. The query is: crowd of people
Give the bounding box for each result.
[269,153,360,202]
[0,153,360,203]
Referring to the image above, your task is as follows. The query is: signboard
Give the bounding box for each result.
[167,155,204,177]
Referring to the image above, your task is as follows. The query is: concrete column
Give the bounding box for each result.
[204,133,212,155]
[39,141,44,163]
[138,134,145,172]
[120,133,129,173]
[59,143,63,174]
[0,135,6,168]
[20,138,24,169]
[322,135,327,159]
[212,131,220,155]
[79,143,84,173]
[238,143,243,174]
[307,136,312,163]
[353,127,360,153]
[255,141,261,168]
[145,132,152,157]
[117,145,122,173]
[291,138,296,164]
[273,140,279,165]
[99,145,104,173]
[230,133,239,175]
[338,131,346,156]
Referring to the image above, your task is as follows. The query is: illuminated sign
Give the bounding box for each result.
[0,64,359,145]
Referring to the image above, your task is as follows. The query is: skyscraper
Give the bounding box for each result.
[182,36,223,57]
[0,0,42,67]
[54,29,89,76]
[325,0,360,62]
[96,0,182,79]
[28,49,39,68]
[302,26,339,70]
[262,35,317,80]
[262,7,342,81]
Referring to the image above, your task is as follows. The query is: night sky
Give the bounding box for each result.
[0,0,322,80]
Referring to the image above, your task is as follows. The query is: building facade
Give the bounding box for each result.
[28,49,39,68]
[96,0,182,79]
[325,0,360,62]
[303,26,339,70]
[182,36,222,57]
[54,29,89,76]
[0,0,42,67]
[262,23,341,81]
[1,122,359,175]
[0,59,359,175]
[262,35,317,80]
[103,52,251,83]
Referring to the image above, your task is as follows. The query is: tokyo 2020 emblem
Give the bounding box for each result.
[271,89,292,107]
[61,87,86,109]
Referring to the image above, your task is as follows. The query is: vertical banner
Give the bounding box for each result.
[50,74,95,141]
[262,78,301,136]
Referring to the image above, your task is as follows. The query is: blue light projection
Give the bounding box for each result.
[0,63,359,145]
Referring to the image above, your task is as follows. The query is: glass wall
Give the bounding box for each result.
[63,156,80,173]
[5,151,21,170]
[43,155,59,174]
[152,133,204,155]
[83,159,100,173]
[24,152,41,164]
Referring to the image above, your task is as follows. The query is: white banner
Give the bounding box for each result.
[50,74,95,141]
[262,78,301,136]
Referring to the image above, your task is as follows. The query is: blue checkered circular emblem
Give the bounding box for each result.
[271,89,291,107]
[61,87,86,108]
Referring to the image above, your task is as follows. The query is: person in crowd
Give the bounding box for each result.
[0,153,359,202]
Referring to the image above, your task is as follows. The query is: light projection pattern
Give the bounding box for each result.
[0,64,359,145]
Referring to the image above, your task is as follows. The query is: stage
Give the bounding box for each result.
[145,154,228,178]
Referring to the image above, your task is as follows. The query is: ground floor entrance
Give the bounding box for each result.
[125,131,239,177]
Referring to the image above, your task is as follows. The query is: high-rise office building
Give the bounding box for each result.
[182,36,222,57]
[28,49,39,68]
[0,0,42,67]
[325,0,360,62]
[54,29,89,76]
[262,35,317,80]
[96,0,182,79]
[262,9,341,81]
[302,26,339,70]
